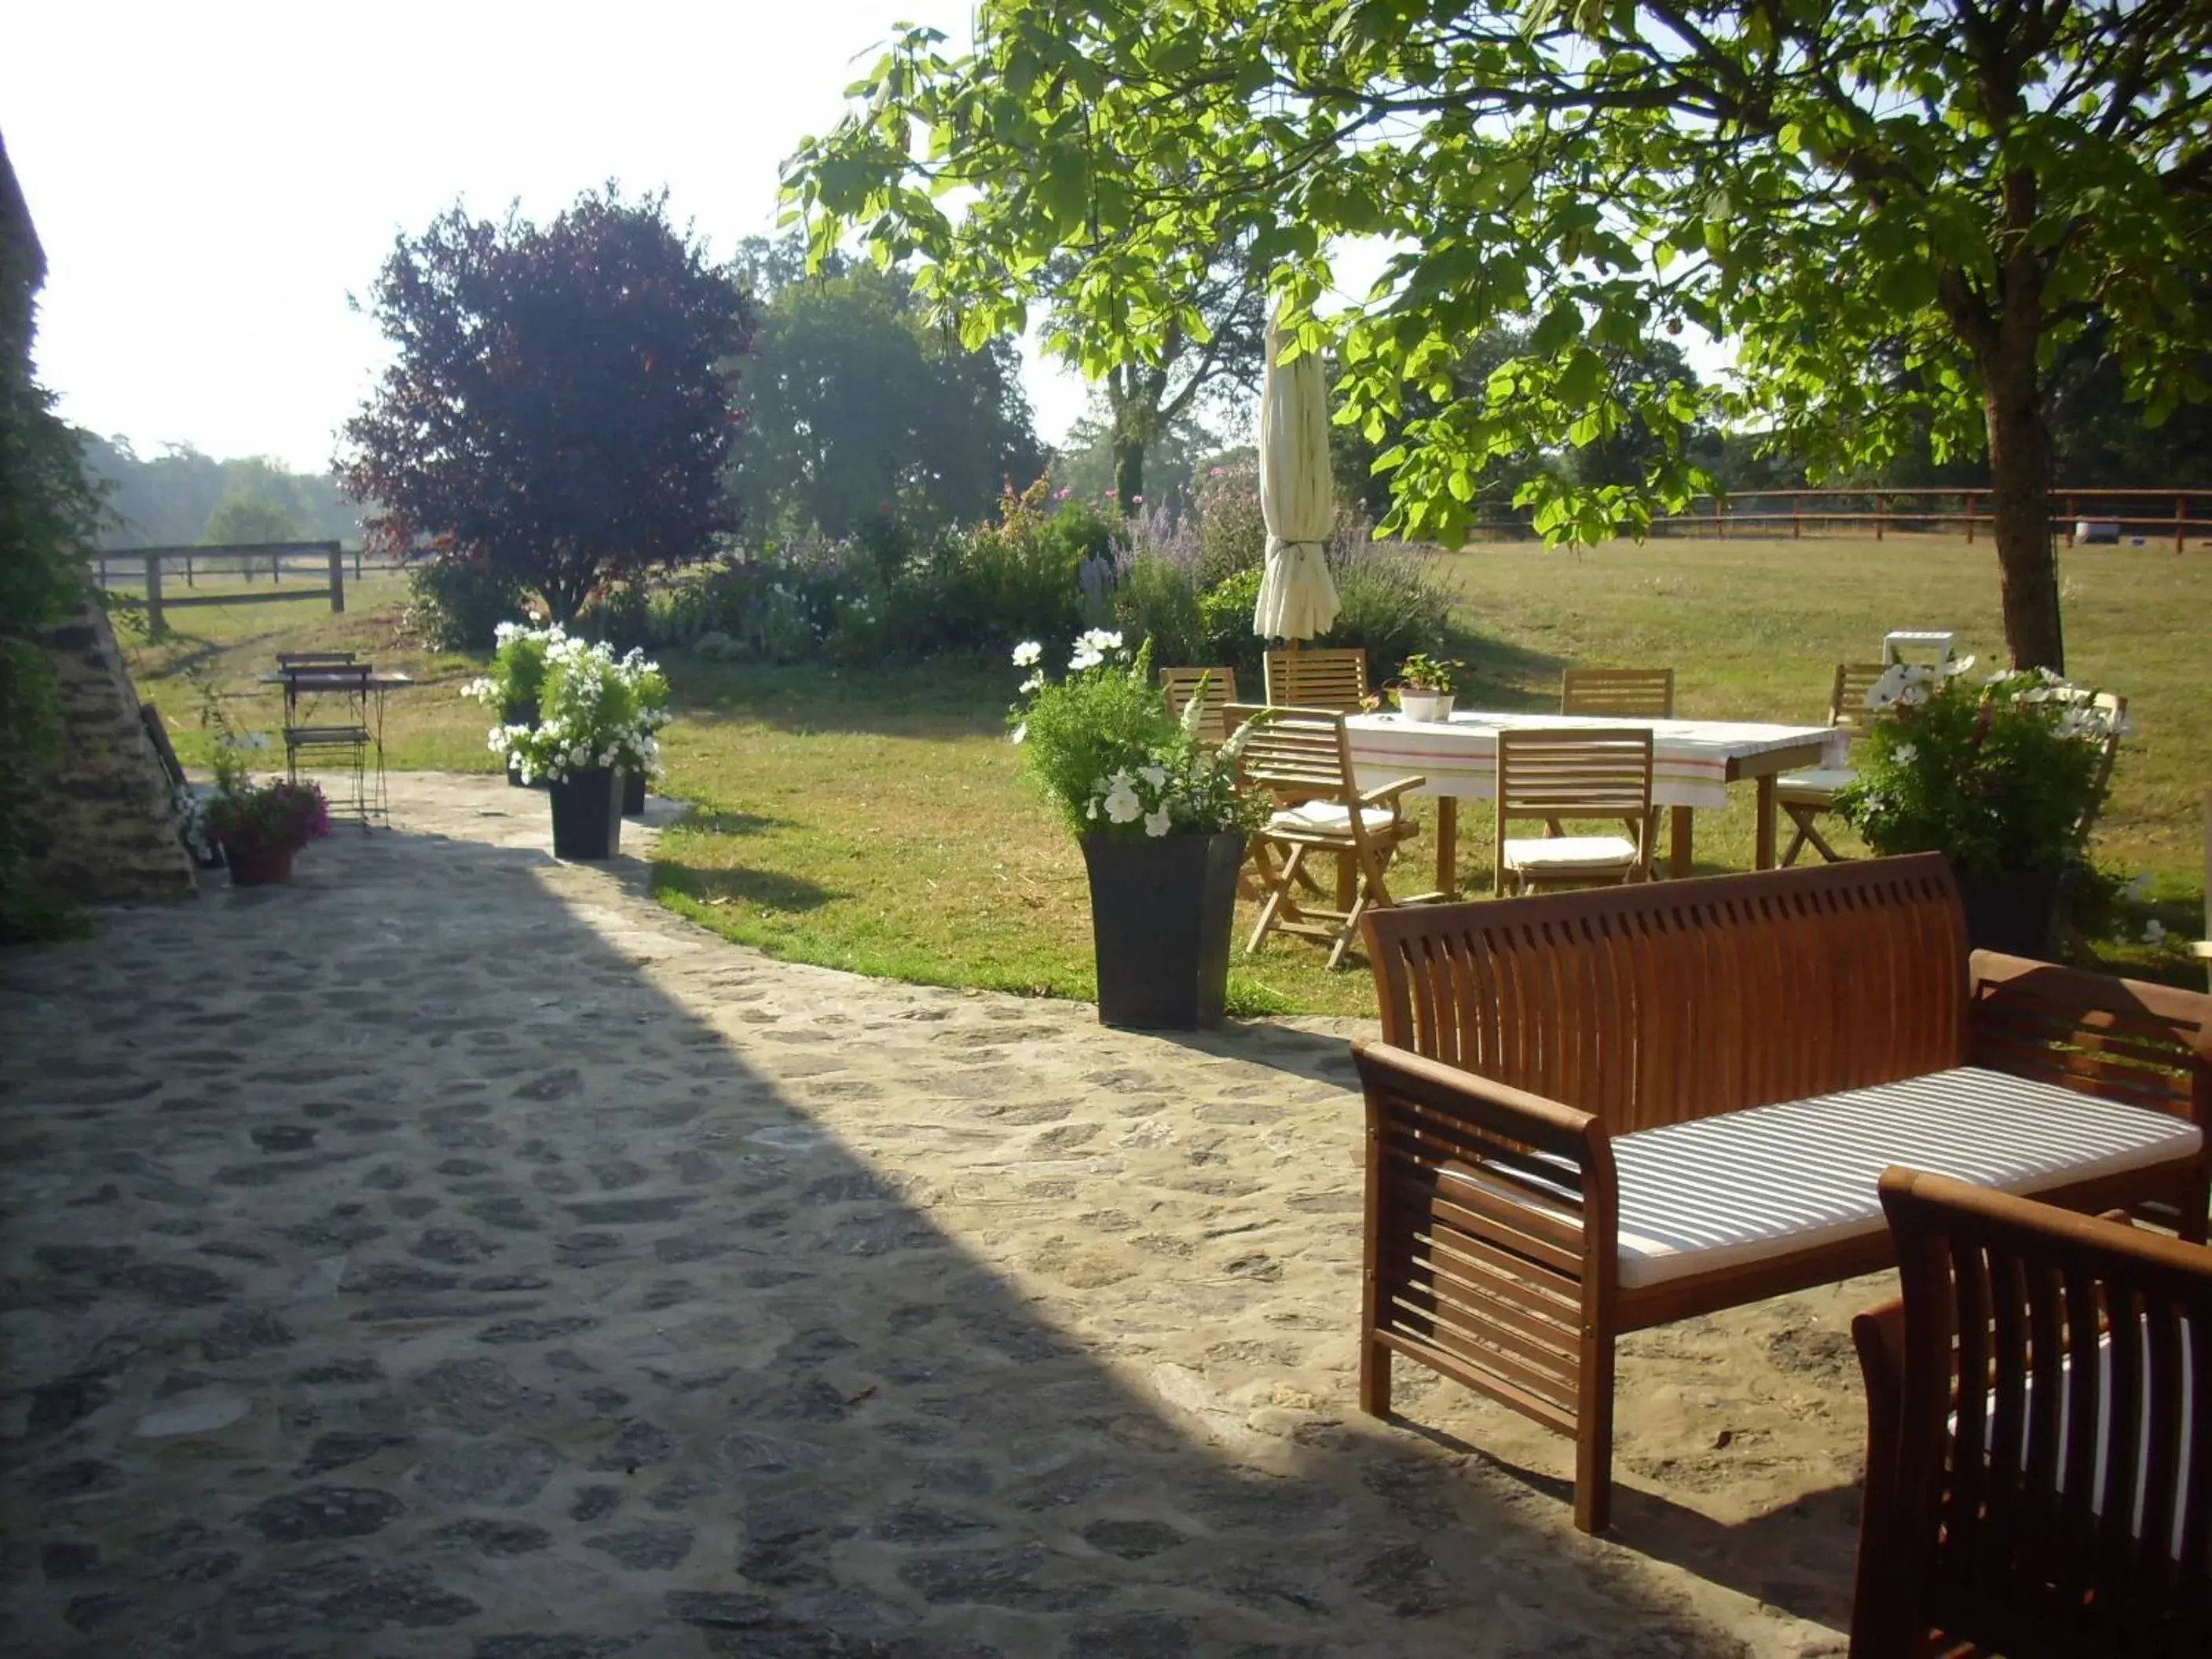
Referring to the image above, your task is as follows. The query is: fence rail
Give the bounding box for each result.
[1646,485,2212,549]
[83,542,375,636]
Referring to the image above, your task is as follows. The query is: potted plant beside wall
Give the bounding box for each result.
[469,629,665,860]
[1835,659,2125,958]
[198,729,331,887]
[1011,632,1267,1029]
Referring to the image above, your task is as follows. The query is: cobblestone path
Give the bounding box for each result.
[1,775,1861,1657]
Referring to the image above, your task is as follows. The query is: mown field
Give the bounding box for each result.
[123,534,2212,1016]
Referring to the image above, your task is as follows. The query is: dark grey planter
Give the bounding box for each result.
[1954,864,2074,961]
[548,767,623,860]
[1079,830,1244,1030]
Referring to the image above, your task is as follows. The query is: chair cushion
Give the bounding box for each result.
[1776,767,1855,800]
[1501,834,1638,873]
[1269,800,1394,837]
[1606,1068,2203,1289]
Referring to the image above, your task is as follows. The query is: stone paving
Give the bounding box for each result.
[2,775,1870,1657]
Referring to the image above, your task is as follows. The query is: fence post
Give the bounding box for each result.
[1792,496,1801,540]
[328,543,346,614]
[354,546,362,579]
[145,554,165,639]
[2064,496,2076,548]
[185,550,195,587]
[273,550,282,584]
[2179,494,2188,555]
[1965,492,1975,544]
[1874,493,1884,542]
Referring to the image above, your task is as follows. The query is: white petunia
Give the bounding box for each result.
[1138,764,1169,790]
[1018,673,1044,694]
[1892,742,1917,765]
[1143,808,1172,838]
[1103,781,1142,823]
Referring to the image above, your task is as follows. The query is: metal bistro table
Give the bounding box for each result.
[1343,709,1844,896]
[256,667,413,826]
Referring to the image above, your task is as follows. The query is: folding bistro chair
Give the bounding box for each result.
[280,661,374,825]
[1851,1169,2212,1658]
[1227,703,1428,970]
[1159,666,1239,748]
[1264,647,1369,712]
[1560,665,1675,719]
[1778,661,1889,866]
[1493,727,1655,895]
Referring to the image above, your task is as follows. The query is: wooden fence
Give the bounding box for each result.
[1646,485,2212,549]
[86,542,367,637]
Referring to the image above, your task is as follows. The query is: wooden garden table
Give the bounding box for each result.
[1342,709,1843,895]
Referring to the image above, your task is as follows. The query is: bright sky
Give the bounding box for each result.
[2,0,1101,473]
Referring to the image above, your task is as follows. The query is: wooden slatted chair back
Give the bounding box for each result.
[1560,666,1675,719]
[1829,662,1890,734]
[1159,667,1239,746]
[1361,854,1972,1136]
[1225,703,1353,804]
[1853,1168,2212,1657]
[1265,647,1369,712]
[2075,690,2128,851]
[1495,727,1653,822]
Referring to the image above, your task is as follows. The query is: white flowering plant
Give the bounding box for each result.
[1834,658,2126,875]
[463,624,672,786]
[1009,631,1269,840]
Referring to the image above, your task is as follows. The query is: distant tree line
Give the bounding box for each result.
[79,436,363,550]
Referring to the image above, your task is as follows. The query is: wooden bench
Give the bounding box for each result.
[1353,855,2211,1533]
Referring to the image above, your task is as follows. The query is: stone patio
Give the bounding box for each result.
[2,774,1871,1656]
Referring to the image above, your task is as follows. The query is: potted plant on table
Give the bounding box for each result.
[1011,631,1269,1029]
[1834,659,2125,958]
[466,627,665,860]
[1391,654,1466,723]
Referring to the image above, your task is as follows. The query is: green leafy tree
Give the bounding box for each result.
[200,493,302,546]
[731,238,1042,540]
[339,188,755,624]
[787,2,2212,669]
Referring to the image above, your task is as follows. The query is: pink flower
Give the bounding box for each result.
[1131,495,1144,504]
[1055,487,1071,500]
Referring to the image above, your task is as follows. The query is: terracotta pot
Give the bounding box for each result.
[224,842,298,887]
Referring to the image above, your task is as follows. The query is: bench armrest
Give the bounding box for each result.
[1967,948,2212,1128]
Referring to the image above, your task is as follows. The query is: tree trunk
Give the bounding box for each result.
[1112,440,1144,518]
[1983,352,2064,672]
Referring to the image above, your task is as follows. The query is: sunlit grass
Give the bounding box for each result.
[118,533,2212,1013]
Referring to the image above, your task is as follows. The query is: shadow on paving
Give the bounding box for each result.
[4,817,1769,1657]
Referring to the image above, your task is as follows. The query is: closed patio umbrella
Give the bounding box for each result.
[1253,302,1340,643]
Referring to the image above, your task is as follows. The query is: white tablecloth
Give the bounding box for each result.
[1343,710,1846,810]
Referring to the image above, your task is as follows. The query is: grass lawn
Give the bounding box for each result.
[121,535,2212,1016]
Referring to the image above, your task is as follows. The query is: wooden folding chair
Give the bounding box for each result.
[1560,665,1675,719]
[1851,1168,2212,1658]
[1264,647,1368,712]
[1159,666,1239,747]
[1778,661,1889,866]
[1494,727,1654,895]
[1228,703,1428,970]
[2199,789,2211,991]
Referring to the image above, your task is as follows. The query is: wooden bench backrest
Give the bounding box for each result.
[1363,854,1971,1134]
[1859,1169,2212,1654]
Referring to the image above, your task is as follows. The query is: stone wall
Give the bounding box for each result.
[20,602,196,903]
